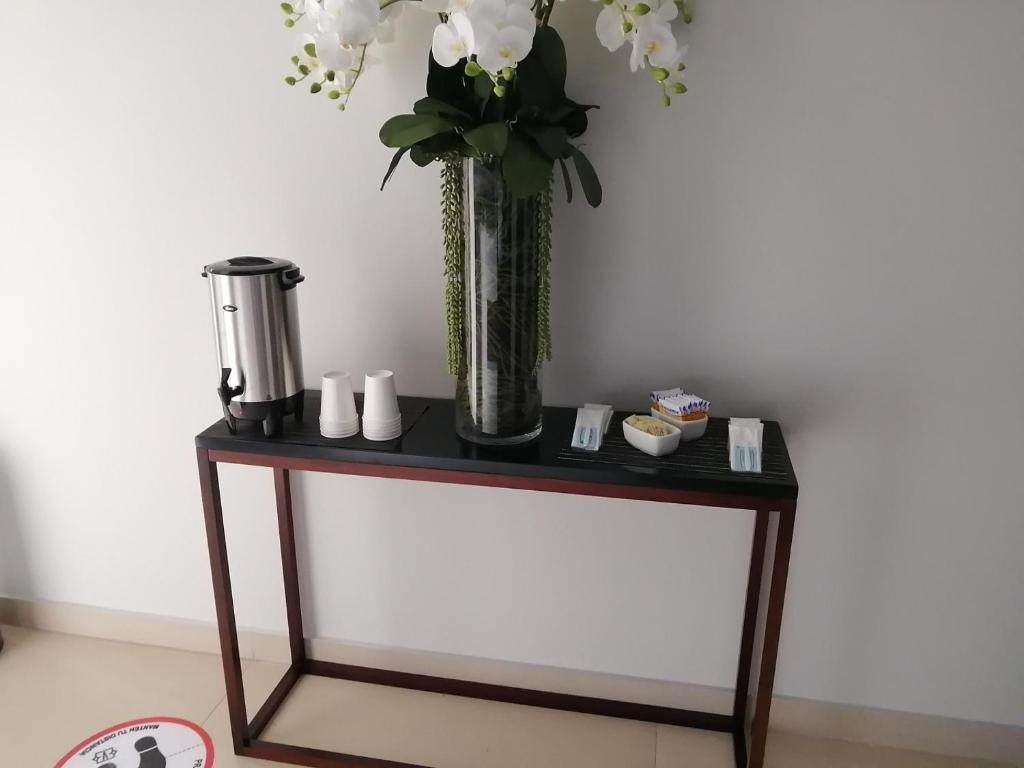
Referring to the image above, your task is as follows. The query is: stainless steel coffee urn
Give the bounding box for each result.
[202,257,305,436]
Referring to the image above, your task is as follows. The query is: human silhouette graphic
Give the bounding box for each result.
[134,736,167,768]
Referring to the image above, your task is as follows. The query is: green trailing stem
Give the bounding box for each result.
[535,181,553,364]
[441,158,552,377]
[441,155,465,375]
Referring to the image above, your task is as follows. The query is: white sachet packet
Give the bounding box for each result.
[729,418,763,473]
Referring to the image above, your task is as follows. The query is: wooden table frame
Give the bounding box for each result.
[197,446,795,768]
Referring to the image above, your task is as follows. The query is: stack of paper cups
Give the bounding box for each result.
[362,369,401,441]
[320,372,359,438]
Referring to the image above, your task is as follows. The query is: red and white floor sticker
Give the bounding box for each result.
[54,716,214,768]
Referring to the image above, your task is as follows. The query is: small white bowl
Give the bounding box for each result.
[650,408,708,441]
[623,416,682,457]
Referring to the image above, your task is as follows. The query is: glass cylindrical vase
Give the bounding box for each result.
[454,158,547,446]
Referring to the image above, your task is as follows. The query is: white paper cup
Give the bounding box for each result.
[363,370,400,422]
[321,371,358,425]
[320,415,359,439]
[362,414,401,431]
[362,418,402,441]
[363,416,401,428]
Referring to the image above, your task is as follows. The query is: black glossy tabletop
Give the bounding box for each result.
[196,391,798,501]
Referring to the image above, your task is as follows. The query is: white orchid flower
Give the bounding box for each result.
[314,31,355,71]
[595,4,628,52]
[650,0,678,24]
[464,0,535,75]
[312,0,341,33]
[303,0,323,25]
[296,32,328,76]
[503,3,535,32]
[431,12,476,66]
[338,0,381,46]
[630,17,677,70]
[312,0,380,46]
[419,0,473,13]
[375,2,404,44]
[476,24,533,74]
[430,0,534,74]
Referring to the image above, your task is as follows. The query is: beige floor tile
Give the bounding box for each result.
[0,624,230,765]
[203,659,657,768]
[200,660,294,767]
[763,732,1017,768]
[2,626,1016,768]
[655,725,735,767]
[655,726,1019,768]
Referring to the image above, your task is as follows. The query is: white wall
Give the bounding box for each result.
[2,0,1022,729]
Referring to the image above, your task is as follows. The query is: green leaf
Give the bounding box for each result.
[516,55,556,110]
[551,98,598,139]
[473,70,493,106]
[463,122,509,156]
[523,125,569,160]
[380,147,409,190]
[502,136,553,199]
[551,100,599,119]
[570,146,602,207]
[427,53,476,116]
[557,158,573,204]
[303,42,317,58]
[410,145,436,167]
[419,131,468,158]
[379,113,455,148]
[413,97,471,120]
[533,27,567,94]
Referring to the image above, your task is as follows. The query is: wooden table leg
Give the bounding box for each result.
[275,468,306,666]
[198,447,250,753]
[734,503,796,768]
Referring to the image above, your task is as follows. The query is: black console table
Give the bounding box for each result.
[196,391,798,768]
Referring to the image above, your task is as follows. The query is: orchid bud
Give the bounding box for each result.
[464,61,482,77]
[633,3,651,14]
[653,67,669,81]
[290,55,300,65]
[298,64,310,75]
[493,84,507,97]
[284,76,297,85]
[501,67,514,80]
[660,93,671,106]
[280,2,294,12]
[677,61,686,71]
[328,90,341,99]
[672,82,687,93]
[326,70,336,81]
[622,20,633,33]
[310,82,322,93]
[303,43,317,58]
[284,18,295,27]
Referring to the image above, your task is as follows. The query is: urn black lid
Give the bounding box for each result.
[203,256,297,277]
